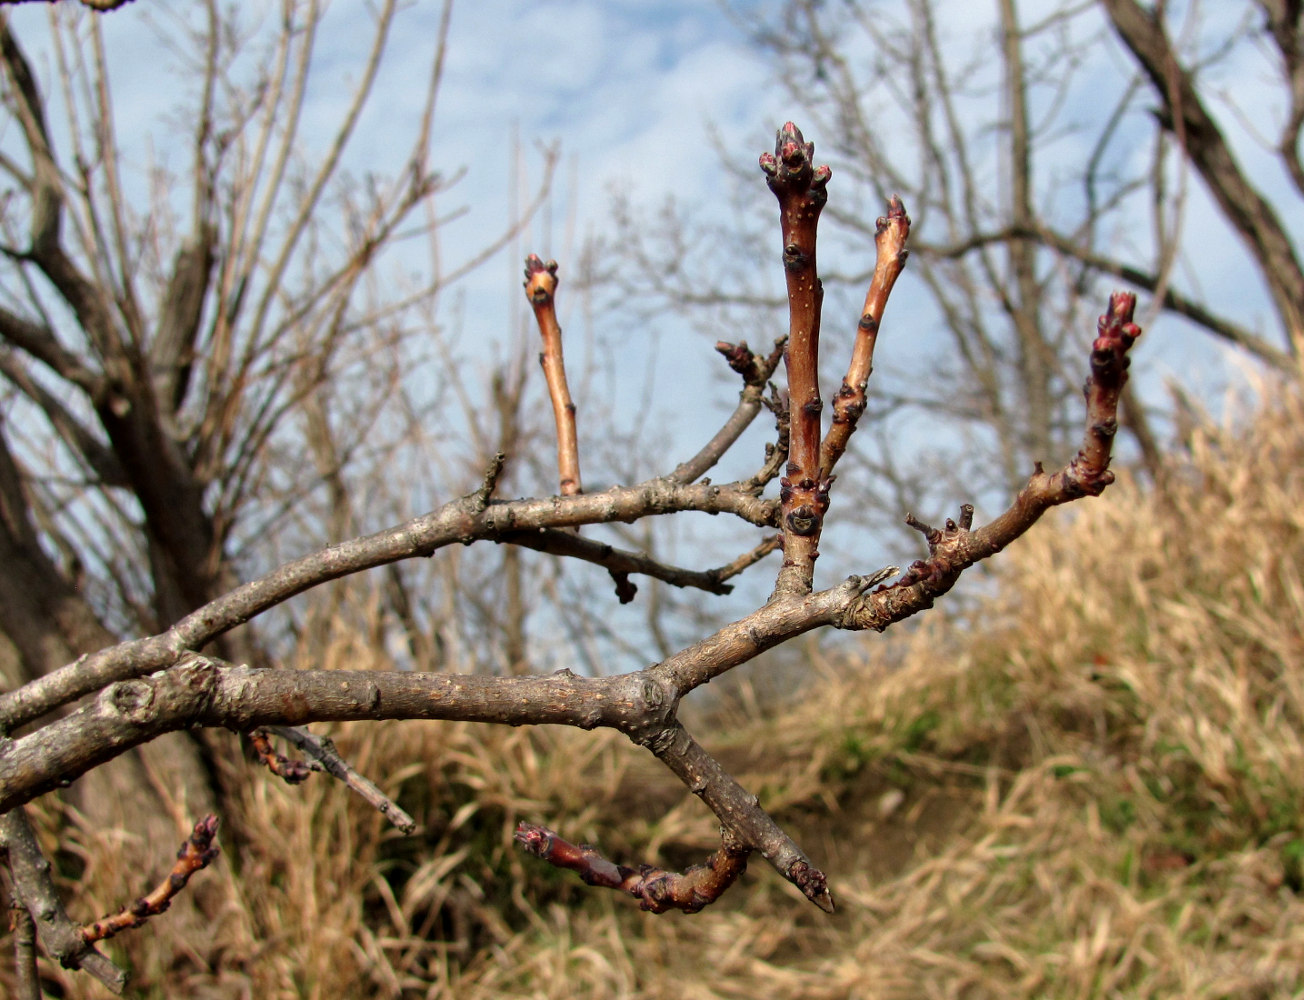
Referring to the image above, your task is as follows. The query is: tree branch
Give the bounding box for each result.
[1100,0,1304,352]
[0,809,127,995]
[524,254,583,497]
[515,821,750,914]
[761,122,833,597]
[80,815,220,945]
[262,725,417,834]
[0,476,780,730]
[821,195,910,476]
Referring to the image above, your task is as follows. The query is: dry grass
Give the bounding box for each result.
[10,383,1304,998]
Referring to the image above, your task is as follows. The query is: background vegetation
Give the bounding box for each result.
[7,381,1298,999]
[1,1,1301,996]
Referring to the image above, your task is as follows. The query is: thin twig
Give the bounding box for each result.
[523,254,583,497]
[760,123,833,597]
[669,338,786,485]
[80,815,220,944]
[248,729,313,784]
[0,476,780,731]
[504,527,738,596]
[265,725,417,834]
[635,719,835,912]
[0,809,127,995]
[821,195,910,476]
[515,821,750,913]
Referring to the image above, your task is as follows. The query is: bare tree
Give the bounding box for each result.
[599,0,1299,537]
[0,1,558,967]
[0,112,1143,991]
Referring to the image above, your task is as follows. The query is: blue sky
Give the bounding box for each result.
[3,0,1297,644]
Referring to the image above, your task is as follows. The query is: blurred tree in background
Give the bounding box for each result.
[599,0,1301,540]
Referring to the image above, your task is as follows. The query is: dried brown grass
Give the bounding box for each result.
[11,383,1304,998]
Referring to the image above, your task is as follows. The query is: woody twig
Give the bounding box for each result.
[761,123,833,597]
[821,195,910,476]
[0,808,126,994]
[263,725,417,834]
[515,821,749,914]
[80,815,220,945]
[249,728,313,784]
[524,254,583,497]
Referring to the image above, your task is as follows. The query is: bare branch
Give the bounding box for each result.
[669,337,786,485]
[821,195,910,476]
[80,815,220,945]
[835,291,1143,631]
[515,821,750,914]
[0,809,127,995]
[760,122,833,597]
[1101,0,1304,352]
[637,720,834,911]
[264,725,416,834]
[524,254,583,497]
[0,475,779,731]
[504,527,740,598]
[248,728,313,784]
[919,226,1294,371]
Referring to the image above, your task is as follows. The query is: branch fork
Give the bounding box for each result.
[0,116,1147,972]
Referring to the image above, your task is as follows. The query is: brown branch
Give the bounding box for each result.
[0,288,1143,931]
[637,719,834,911]
[248,729,313,784]
[263,725,416,834]
[0,476,780,731]
[0,20,122,361]
[523,254,583,497]
[821,194,910,476]
[669,337,785,485]
[8,896,39,1000]
[0,281,1138,818]
[515,821,749,914]
[0,809,127,995]
[80,815,220,945]
[0,303,104,394]
[835,291,1143,632]
[919,224,1293,370]
[0,296,1138,932]
[760,122,833,597]
[504,527,738,597]
[709,533,782,584]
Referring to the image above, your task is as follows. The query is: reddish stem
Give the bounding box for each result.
[523,255,583,497]
[760,123,832,596]
[822,195,911,476]
[515,821,749,914]
[249,728,313,784]
[80,815,220,944]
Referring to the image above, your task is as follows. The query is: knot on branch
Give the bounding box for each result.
[104,679,154,723]
[832,506,977,632]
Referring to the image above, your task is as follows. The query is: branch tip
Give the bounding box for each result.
[788,859,835,913]
[80,815,220,945]
[515,821,750,914]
